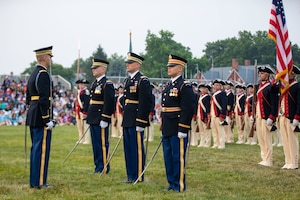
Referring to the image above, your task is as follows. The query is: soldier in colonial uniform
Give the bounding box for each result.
[122,52,152,184]
[235,84,246,144]
[190,82,200,146]
[115,85,124,138]
[144,83,156,142]
[244,84,257,145]
[111,87,119,138]
[75,79,90,144]
[197,84,211,148]
[224,81,234,143]
[26,46,54,189]
[255,65,279,167]
[278,65,300,169]
[161,55,196,192]
[211,79,228,149]
[86,58,115,173]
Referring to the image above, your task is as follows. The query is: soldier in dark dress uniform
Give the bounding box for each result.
[161,55,196,192]
[26,46,55,189]
[121,52,152,184]
[86,58,115,173]
[279,65,300,169]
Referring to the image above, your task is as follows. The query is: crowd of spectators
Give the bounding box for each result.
[0,76,165,126]
[0,75,77,126]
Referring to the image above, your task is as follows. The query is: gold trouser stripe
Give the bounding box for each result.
[125,99,139,104]
[179,123,191,129]
[31,96,52,101]
[39,128,47,185]
[90,100,104,105]
[137,131,142,181]
[179,138,184,192]
[161,107,181,112]
[101,128,107,174]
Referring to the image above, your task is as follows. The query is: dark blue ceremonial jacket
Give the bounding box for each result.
[226,90,234,116]
[199,94,211,123]
[87,76,115,125]
[281,81,300,121]
[161,76,196,136]
[121,72,152,128]
[256,81,279,120]
[26,65,52,127]
[211,90,227,119]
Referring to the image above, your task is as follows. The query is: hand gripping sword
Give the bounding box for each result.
[62,125,90,163]
[133,139,162,185]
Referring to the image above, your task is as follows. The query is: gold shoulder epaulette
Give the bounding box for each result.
[39,70,47,73]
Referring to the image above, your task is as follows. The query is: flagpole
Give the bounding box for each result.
[129,30,132,52]
[76,40,80,81]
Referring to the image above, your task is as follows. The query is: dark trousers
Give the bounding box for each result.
[90,125,110,173]
[30,127,52,187]
[162,135,188,192]
[123,127,145,181]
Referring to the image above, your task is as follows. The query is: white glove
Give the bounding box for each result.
[136,126,145,132]
[177,132,187,139]
[100,120,108,128]
[250,116,254,123]
[292,119,299,127]
[46,121,54,130]
[266,118,273,126]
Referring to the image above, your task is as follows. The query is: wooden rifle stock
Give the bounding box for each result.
[249,120,255,137]
[206,117,211,129]
[230,118,235,130]
[241,116,245,131]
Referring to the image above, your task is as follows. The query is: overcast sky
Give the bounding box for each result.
[0,0,299,75]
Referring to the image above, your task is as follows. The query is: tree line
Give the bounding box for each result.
[22,30,300,85]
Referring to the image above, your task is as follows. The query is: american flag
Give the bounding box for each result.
[268,0,293,94]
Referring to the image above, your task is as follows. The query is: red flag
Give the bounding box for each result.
[268,0,293,94]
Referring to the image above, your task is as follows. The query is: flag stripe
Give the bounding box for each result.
[268,0,293,94]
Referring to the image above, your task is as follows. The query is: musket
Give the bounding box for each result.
[230,116,235,130]
[62,125,90,163]
[206,116,211,129]
[99,134,123,177]
[249,59,257,138]
[241,116,245,131]
[133,139,162,185]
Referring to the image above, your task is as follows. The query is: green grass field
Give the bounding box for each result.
[0,125,300,200]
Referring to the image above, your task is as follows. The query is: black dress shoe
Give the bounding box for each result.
[30,185,41,189]
[41,184,53,189]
